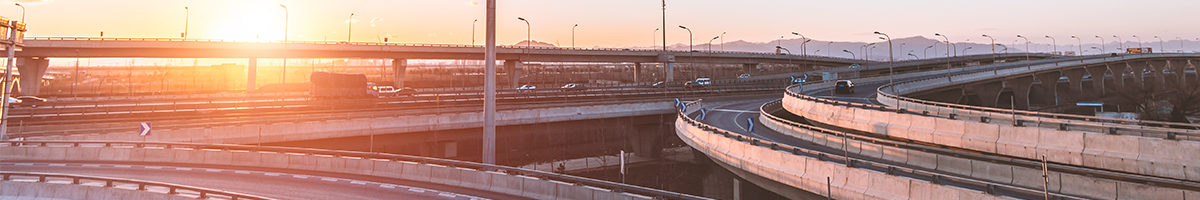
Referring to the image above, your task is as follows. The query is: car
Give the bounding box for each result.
[394,87,417,96]
[737,74,751,79]
[694,78,711,86]
[375,86,397,95]
[561,83,587,91]
[791,78,806,84]
[15,96,45,107]
[6,96,20,105]
[651,81,667,88]
[517,85,537,92]
[834,80,855,94]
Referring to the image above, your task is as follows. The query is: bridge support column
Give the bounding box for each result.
[666,63,675,82]
[741,63,755,74]
[1190,59,1200,83]
[1169,59,1190,85]
[971,81,1004,107]
[504,60,522,88]
[1127,61,1147,90]
[1085,65,1109,95]
[1063,68,1087,97]
[1109,63,1128,92]
[633,62,642,83]
[248,57,257,93]
[1035,71,1062,105]
[14,57,49,96]
[1149,60,1169,91]
[392,58,407,88]
[1007,76,1035,110]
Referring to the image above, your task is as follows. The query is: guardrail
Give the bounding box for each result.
[1,171,274,200]
[874,53,1200,140]
[3,140,709,200]
[673,100,1088,199]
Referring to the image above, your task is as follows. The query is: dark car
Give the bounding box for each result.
[651,81,666,88]
[834,80,855,94]
[395,87,417,96]
[561,83,587,91]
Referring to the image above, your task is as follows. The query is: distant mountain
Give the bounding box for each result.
[623,36,1036,61]
[512,40,556,48]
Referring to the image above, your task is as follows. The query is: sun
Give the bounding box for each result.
[207,1,286,41]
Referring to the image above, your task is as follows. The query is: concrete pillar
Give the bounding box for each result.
[1127,61,1147,90]
[1063,68,1087,97]
[14,57,49,96]
[1085,65,1109,96]
[971,81,1004,107]
[1006,75,1035,110]
[392,58,407,88]
[504,60,522,88]
[733,178,742,200]
[1108,63,1127,92]
[1191,59,1200,84]
[248,57,257,92]
[1169,59,1189,85]
[1035,71,1062,105]
[741,63,755,74]
[1148,60,1169,90]
[633,62,642,83]
[666,63,675,82]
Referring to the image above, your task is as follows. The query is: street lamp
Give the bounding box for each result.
[472,19,478,46]
[1177,37,1185,53]
[1133,35,1143,48]
[924,45,933,59]
[14,3,23,22]
[908,53,919,60]
[982,34,996,62]
[708,36,719,52]
[792,32,807,56]
[874,31,895,90]
[962,46,973,55]
[1113,35,1124,50]
[1095,36,1106,54]
[1045,36,1057,55]
[280,4,289,93]
[1017,35,1030,60]
[720,32,726,51]
[183,7,189,39]
[843,49,856,59]
[1154,36,1164,52]
[1091,47,1101,55]
[678,25,692,52]
[517,17,530,49]
[571,24,578,48]
[827,41,833,57]
[1071,36,1082,56]
[934,33,951,57]
[652,28,659,49]
[347,13,354,42]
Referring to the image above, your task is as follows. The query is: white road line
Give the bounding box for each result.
[48,164,66,167]
[350,181,368,185]
[235,171,251,174]
[709,109,760,113]
[114,165,132,168]
[264,173,282,176]
[15,163,32,166]
[439,192,456,197]
[82,164,100,167]
[145,166,163,169]
[205,169,222,172]
[409,188,426,193]
[320,178,338,182]
[293,175,310,179]
[380,184,397,189]
[175,168,192,171]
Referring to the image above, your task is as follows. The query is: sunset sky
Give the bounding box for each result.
[11,0,1200,48]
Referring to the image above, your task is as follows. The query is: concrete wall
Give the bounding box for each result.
[0,145,654,200]
[675,114,1014,199]
[784,92,1200,182]
[27,101,674,145]
[1,181,198,200]
[759,101,1194,200]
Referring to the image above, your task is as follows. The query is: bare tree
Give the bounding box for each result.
[1112,74,1200,123]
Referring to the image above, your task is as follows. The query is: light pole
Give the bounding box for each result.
[280,4,289,94]
[982,34,996,62]
[483,0,497,165]
[517,17,530,49]
[791,32,806,56]
[1114,35,1124,50]
[708,36,719,52]
[924,45,933,59]
[571,24,578,48]
[183,7,189,39]
[1177,37,1185,52]
[652,28,659,49]
[661,0,666,51]
[1017,35,1030,60]
[934,33,951,57]
[827,41,833,57]
[472,19,478,46]
[347,13,355,42]
[1045,36,1057,55]
[843,50,855,59]
[1133,35,1143,48]
[1091,47,1101,55]
[1095,36,1106,54]
[678,25,692,52]
[962,46,973,55]
[908,53,919,60]
[1075,35,1084,55]
[1154,36,1164,52]
[14,3,23,22]
[720,31,726,51]
[874,31,894,90]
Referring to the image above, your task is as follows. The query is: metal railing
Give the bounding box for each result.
[3,140,709,200]
[674,100,1087,199]
[1,171,275,200]
[872,53,1200,139]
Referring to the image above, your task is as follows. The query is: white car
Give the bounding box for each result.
[6,97,19,105]
[518,85,537,92]
[737,74,751,79]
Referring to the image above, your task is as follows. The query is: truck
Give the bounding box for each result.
[309,71,379,98]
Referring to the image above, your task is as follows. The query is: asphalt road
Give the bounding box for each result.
[0,162,526,200]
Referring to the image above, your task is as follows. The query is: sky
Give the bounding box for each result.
[10,0,1200,49]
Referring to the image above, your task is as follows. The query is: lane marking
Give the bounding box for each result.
[114,165,132,168]
[380,184,397,189]
[320,178,338,182]
[350,180,368,185]
[175,168,192,171]
[708,109,759,113]
[205,169,223,172]
[235,171,251,174]
[83,164,101,167]
[293,175,310,179]
[145,166,163,169]
[264,173,282,176]
[15,163,32,166]
[49,164,66,167]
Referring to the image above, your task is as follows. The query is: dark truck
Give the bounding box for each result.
[310,71,379,98]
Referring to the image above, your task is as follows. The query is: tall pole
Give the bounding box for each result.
[184,7,189,39]
[483,0,497,165]
[1177,37,1184,52]
[875,31,894,94]
[518,17,529,50]
[347,13,354,42]
[572,24,578,48]
[1018,35,1030,60]
[1,21,20,140]
[982,34,996,62]
[935,33,950,58]
[652,28,659,49]
[14,3,23,23]
[792,32,806,56]
[842,50,855,59]
[924,45,933,59]
[280,4,288,94]
[1133,35,1143,49]
[1071,36,1082,56]
[1095,36,1105,54]
[827,41,833,57]
[472,19,477,46]
[708,36,719,52]
[1114,35,1124,50]
[1045,36,1057,55]
[1154,36,1164,52]
[678,25,692,51]
[662,0,666,51]
[721,31,726,51]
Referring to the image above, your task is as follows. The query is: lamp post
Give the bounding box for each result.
[1071,36,1082,56]
[347,13,354,42]
[982,34,996,62]
[678,25,692,52]
[1133,35,1143,49]
[1045,36,1057,55]
[652,28,659,49]
[571,24,578,48]
[14,3,23,22]
[874,31,894,90]
[908,53,919,60]
[827,41,833,57]
[934,33,951,57]
[661,0,666,51]
[472,19,478,46]
[1114,35,1124,50]
[1095,36,1106,54]
[843,49,855,59]
[720,32,726,51]
[1177,37,1184,52]
[1017,35,1030,60]
[791,32,806,56]
[962,46,973,55]
[483,0,497,165]
[183,7,189,39]
[1091,47,1101,55]
[708,36,719,52]
[924,45,934,59]
[517,17,530,49]
[280,4,289,94]
[1154,36,1164,52]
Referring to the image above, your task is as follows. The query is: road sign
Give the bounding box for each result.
[699,108,708,120]
[139,122,151,136]
[746,117,755,132]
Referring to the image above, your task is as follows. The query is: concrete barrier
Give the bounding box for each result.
[1,181,194,200]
